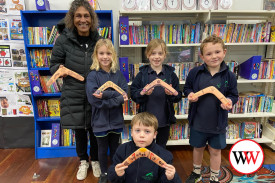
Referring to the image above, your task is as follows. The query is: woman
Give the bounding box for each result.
[50,0,100,180]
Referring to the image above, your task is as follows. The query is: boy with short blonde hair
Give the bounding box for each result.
[108,112,182,183]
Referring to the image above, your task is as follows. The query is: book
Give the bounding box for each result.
[29,70,43,95]
[241,122,257,139]
[47,99,60,117]
[119,16,129,45]
[51,123,60,147]
[40,130,52,147]
[119,57,129,82]
[239,56,262,80]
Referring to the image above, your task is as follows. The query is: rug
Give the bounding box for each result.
[200,165,275,182]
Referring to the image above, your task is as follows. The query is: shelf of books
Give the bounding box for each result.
[119,9,275,149]
[21,10,113,159]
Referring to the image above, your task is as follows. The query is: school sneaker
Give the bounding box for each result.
[98,173,108,183]
[185,172,202,183]
[76,160,89,180]
[91,161,101,177]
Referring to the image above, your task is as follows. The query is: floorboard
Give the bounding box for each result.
[0,144,274,183]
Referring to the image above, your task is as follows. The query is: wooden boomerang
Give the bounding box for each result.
[193,86,230,106]
[46,65,84,87]
[122,148,167,167]
[141,78,178,96]
[95,81,127,96]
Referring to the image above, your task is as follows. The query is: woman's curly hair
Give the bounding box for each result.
[64,0,98,31]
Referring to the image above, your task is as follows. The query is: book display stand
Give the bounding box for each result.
[21,10,113,159]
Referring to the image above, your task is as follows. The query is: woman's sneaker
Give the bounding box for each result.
[98,173,108,183]
[185,172,202,183]
[76,160,89,180]
[91,161,101,177]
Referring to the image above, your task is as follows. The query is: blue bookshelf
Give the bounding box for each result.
[21,10,113,159]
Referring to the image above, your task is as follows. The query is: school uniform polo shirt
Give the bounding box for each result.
[145,66,169,128]
[192,63,227,134]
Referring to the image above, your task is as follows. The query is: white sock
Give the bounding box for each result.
[193,164,201,174]
[210,169,219,181]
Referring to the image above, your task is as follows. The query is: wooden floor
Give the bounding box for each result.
[0,144,274,183]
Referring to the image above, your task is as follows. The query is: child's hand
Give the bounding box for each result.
[140,84,154,96]
[188,92,198,102]
[221,98,232,110]
[163,164,176,180]
[164,84,173,95]
[93,92,103,99]
[115,163,128,177]
[123,94,128,101]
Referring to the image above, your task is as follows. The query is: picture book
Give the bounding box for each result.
[40,129,52,147]
[241,122,257,139]
[47,99,60,117]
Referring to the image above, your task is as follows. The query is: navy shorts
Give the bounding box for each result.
[189,127,226,149]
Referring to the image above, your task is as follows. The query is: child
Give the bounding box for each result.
[130,39,182,149]
[86,39,128,183]
[108,112,182,183]
[183,35,238,183]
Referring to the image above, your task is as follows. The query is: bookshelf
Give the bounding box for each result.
[119,10,275,149]
[21,10,113,159]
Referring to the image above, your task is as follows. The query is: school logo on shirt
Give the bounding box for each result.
[142,172,154,181]
[217,81,229,88]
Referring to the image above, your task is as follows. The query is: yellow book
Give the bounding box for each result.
[47,99,60,117]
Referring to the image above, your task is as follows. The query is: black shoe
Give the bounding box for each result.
[210,181,220,183]
[185,172,202,183]
[98,173,108,183]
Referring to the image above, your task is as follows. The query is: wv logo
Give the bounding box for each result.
[232,151,260,165]
[229,140,264,174]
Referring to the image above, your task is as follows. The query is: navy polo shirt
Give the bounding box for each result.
[145,66,169,128]
[192,63,227,134]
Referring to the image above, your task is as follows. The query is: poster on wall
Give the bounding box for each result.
[17,94,33,116]
[0,93,18,117]
[8,0,25,15]
[0,0,8,14]
[0,69,15,92]
[11,44,26,68]
[0,19,9,40]
[10,18,23,40]
[14,69,30,93]
[0,45,12,67]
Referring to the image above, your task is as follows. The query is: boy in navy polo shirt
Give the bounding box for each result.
[184,35,238,183]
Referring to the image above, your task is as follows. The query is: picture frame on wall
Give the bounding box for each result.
[263,0,275,10]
